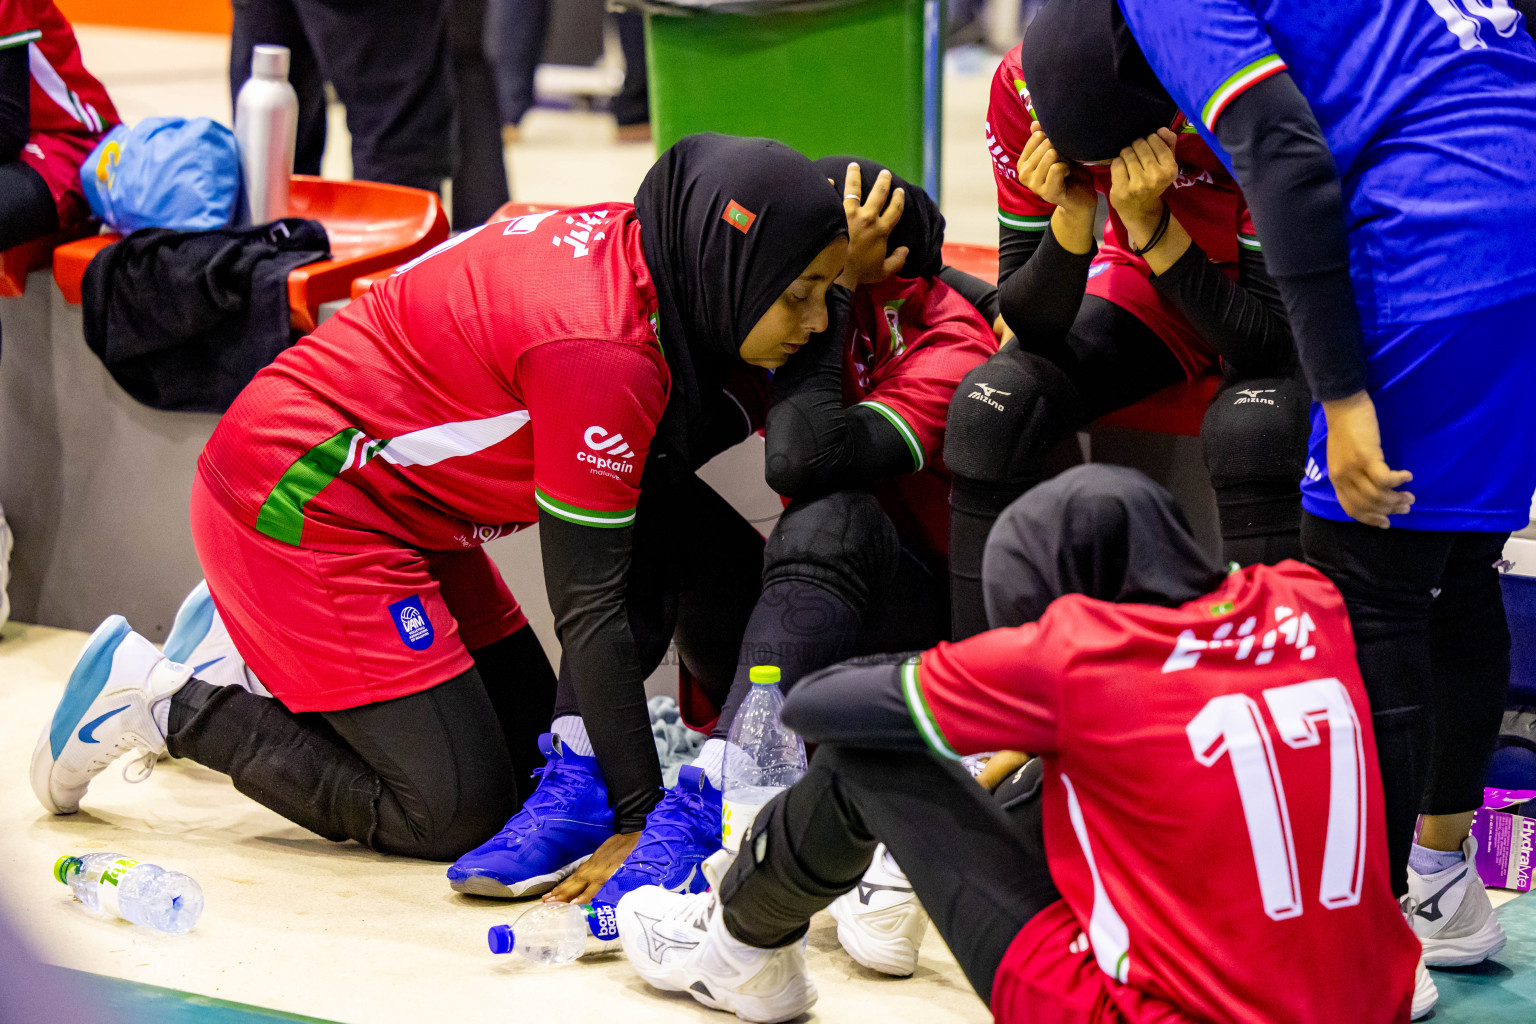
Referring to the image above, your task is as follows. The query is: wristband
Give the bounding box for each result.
[1132,203,1171,257]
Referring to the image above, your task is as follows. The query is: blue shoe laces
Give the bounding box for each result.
[491,757,594,841]
[618,784,717,883]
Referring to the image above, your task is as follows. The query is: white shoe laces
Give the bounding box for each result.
[122,749,158,784]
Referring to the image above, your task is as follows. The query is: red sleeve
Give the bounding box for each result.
[518,338,668,528]
[0,1,41,43]
[988,46,1055,233]
[860,282,997,471]
[904,612,1066,758]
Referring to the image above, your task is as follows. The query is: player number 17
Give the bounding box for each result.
[1186,678,1368,921]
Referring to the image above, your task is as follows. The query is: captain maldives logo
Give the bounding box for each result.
[722,200,757,234]
[389,595,435,650]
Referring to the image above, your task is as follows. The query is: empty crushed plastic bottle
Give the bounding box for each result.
[55,853,203,934]
[487,901,621,966]
[721,665,807,854]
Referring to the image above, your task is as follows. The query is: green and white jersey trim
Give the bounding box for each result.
[857,400,925,472]
[534,490,635,528]
[1237,233,1262,252]
[256,409,532,545]
[0,29,41,50]
[999,208,1051,232]
[901,658,960,760]
[1201,55,1287,130]
[1061,772,1132,984]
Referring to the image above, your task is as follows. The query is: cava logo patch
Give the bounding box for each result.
[722,199,757,234]
[389,595,435,650]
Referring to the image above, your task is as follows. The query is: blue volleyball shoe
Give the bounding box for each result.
[593,765,722,906]
[31,616,193,814]
[448,733,615,897]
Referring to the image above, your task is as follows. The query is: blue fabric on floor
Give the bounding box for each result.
[649,695,705,788]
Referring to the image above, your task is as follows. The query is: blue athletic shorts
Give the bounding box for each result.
[1302,291,1536,532]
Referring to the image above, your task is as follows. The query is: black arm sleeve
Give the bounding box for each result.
[1150,240,1295,378]
[996,223,1095,354]
[0,44,29,164]
[763,287,917,498]
[537,512,661,832]
[937,264,1000,325]
[779,658,929,753]
[1214,72,1365,401]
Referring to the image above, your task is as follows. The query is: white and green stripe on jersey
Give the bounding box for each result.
[0,29,42,50]
[900,658,960,760]
[999,208,1051,232]
[253,408,628,544]
[1200,54,1287,131]
[1238,232,1262,252]
[857,400,925,472]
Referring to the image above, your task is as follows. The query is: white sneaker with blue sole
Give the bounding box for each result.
[164,580,269,697]
[31,616,192,815]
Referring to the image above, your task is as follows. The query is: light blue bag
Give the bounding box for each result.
[79,118,244,234]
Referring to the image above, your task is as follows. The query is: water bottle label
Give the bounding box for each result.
[97,858,139,920]
[721,800,758,855]
[587,902,620,941]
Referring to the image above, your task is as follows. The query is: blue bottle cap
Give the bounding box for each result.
[487,924,515,954]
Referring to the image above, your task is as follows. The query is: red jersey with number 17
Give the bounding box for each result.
[200,205,669,553]
[905,561,1418,1024]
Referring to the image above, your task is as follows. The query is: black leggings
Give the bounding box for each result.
[719,747,1057,1007]
[166,625,556,860]
[0,161,59,254]
[708,490,950,741]
[1301,514,1511,894]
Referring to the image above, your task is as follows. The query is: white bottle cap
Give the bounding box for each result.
[251,45,291,81]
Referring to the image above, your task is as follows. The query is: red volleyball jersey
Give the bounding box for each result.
[906,561,1419,1024]
[0,0,116,137]
[200,205,670,552]
[987,44,1260,380]
[842,275,997,559]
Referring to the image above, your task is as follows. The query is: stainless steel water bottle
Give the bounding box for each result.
[234,45,299,225]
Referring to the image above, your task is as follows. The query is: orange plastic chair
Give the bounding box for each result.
[0,223,97,298]
[52,176,449,331]
[940,240,1219,437]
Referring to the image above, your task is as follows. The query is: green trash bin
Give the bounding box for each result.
[625,0,945,199]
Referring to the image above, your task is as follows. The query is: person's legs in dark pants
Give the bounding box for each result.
[230,0,326,176]
[469,626,557,788]
[484,0,549,133]
[1420,532,1512,841]
[0,162,59,253]
[720,745,1059,1004]
[444,0,510,226]
[166,667,519,860]
[611,10,649,131]
[294,0,452,191]
[945,297,1184,638]
[1301,514,1452,895]
[1200,375,1309,566]
[709,491,900,742]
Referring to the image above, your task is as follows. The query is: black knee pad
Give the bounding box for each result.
[1202,377,1310,542]
[763,491,900,611]
[944,346,1085,494]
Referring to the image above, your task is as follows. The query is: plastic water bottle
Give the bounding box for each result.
[234,45,299,224]
[487,901,620,965]
[54,854,203,934]
[722,665,807,854]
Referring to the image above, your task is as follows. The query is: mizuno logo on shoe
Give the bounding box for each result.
[1414,869,1467,923]
[857,880,915,905]
[192,656,225,675]
[635,911,700,963]
[78,705,129,744]
[667,864,700,894]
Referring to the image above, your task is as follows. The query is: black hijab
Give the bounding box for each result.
[1018,0,1180,163]
[636,133,847,478]
[812,155,946,280]
[983,464,1225,629]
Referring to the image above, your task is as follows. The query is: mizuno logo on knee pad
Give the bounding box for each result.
[967,383,1011,411]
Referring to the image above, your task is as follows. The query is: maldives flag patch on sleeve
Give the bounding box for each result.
[722,200,757,234]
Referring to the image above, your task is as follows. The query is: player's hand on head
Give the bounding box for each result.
[837,162,909,289]
[1322,390,1415,529]
[1109,127,1180,238]
[543,831,642,904]
[1020,121,1096,216]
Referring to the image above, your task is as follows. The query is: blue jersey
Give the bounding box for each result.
[1118,0,1536,330]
